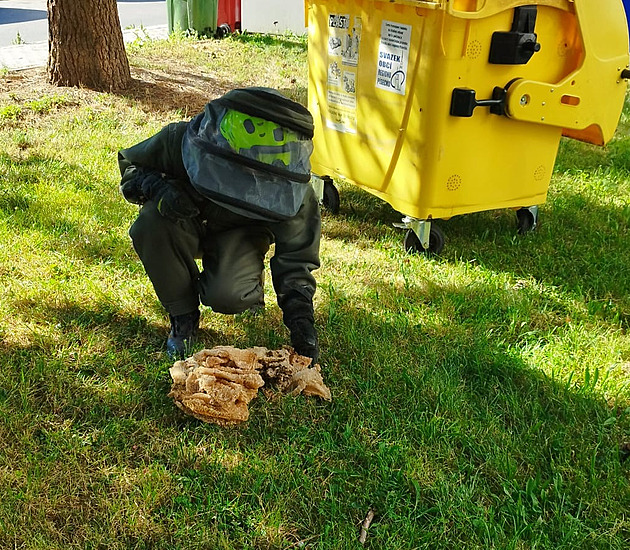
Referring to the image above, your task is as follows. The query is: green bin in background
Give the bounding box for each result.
[188,0,218,36]
[167,0,218,36]
[167,0,189,33]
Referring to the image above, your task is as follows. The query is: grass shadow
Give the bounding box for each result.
[1,279,628,547]
[323,160,630,315]
[6,289,626,547]
[231,32,307,51]
[440,188,630,310]
[120,67,233,115]
[0,302,226,426]
[304,288,629,545]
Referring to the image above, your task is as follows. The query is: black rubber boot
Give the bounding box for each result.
[166,309,200,360]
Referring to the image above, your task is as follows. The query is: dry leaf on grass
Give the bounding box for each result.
[168,345,331,426]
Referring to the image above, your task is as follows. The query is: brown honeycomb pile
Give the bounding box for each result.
[168,346,331,426]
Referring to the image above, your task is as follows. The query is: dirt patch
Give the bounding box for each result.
[1,67,92,102]
[122,66,230,114]
[0,63,229,116]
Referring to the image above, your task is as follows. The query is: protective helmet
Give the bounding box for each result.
[182,87,314,220]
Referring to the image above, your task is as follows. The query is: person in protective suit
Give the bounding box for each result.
[118,87,320,363]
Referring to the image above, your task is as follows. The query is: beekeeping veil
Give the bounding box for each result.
[182,87,315,221]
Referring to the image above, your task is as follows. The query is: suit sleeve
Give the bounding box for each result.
[118,122,192,203]
[270,185,321,323]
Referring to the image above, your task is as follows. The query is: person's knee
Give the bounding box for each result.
[199,274,264,314]
[129,202,166,245]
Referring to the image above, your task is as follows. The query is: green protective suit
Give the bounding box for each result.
[118,120,321,321]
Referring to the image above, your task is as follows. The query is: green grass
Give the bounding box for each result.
[0,34,629,549]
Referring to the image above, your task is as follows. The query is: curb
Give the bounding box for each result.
[0,25,169,71]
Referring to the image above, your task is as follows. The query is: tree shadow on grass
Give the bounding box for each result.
[121,67,233,115]
[1,280,629,547]
[121,66,309,116]
[323,173,630,316]
[125,64,240,114]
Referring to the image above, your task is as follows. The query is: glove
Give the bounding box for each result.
[120,167,148,205]
[288,317,319,365]
[137,168,200,221]
[119,167,165,206]
[280,290,319,364]
[154,182,200,221]
[137,168,166,199]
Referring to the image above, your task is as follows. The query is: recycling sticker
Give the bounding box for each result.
[326,13,362,134]
[375,20,411,96]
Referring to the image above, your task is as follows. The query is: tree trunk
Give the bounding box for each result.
[47,0,131,91]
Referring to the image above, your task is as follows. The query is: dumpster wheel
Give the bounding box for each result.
[322,177,340,214]
[516,206,539,235]
[216,23,232,39]
[404,225,445,256]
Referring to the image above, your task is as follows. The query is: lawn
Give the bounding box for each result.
[0,33,629,549]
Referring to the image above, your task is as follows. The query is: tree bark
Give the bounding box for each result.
[47,0,131,91]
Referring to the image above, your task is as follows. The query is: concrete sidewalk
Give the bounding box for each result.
[0,24,169,71]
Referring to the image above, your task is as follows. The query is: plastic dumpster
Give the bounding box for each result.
[167,0,189,33]
[167,0,218,36]
[217,0,241,37]
[307,0,630,253]
[188,0,219,36]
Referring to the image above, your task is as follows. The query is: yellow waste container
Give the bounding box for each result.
[307,0,630,253]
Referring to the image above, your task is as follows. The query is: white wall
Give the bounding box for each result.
[241,0,307,35]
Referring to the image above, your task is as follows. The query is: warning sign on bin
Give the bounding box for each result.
[376,20,411,95]
[325,13,362,134]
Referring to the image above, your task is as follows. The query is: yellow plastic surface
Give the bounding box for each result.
[307,0,629,221]
[448,0,572,19]
[505,0,629,145]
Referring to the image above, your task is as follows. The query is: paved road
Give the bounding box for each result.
[0,0,167,47]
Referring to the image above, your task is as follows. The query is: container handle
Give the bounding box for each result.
[503,0,629,144]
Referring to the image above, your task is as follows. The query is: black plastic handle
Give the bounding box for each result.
[450,87,507,117]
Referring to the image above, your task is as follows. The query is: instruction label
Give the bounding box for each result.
[375,20,411,96]
[326,13,362,134]
[327,13,360,67]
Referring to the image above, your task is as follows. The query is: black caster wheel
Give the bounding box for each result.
[322,177,340,214]
[516,206,538,234]
[216,23,232,38]
[403,224,445,255]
